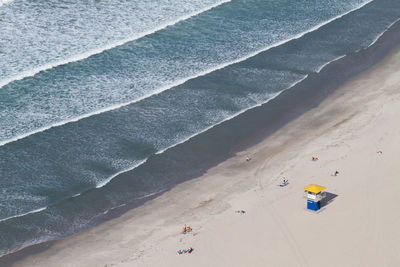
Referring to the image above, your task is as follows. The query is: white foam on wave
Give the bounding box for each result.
[0,0,232,89]
[0,0,13,7]
[315,54,346,73]
[0,0,373,149]
[96,159,148,188]
[102,203,126,215]
[0,206,47,223]
[368,17,400,48]
[133,190,166,200]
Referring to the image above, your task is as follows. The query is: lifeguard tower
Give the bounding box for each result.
[304,184,326,211]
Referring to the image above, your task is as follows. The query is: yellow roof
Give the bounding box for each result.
[304,184,326,194]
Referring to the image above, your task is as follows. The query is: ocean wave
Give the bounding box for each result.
[96,159,148,188]
[0,0,232,89]
[0,0,373,148]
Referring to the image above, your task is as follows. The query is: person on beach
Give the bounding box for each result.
[279,178,288,186]
[312,157,318,161]
[332,170,339,176]
[177,247,194,255]
[182,224,192,234]
[246,156,251,162]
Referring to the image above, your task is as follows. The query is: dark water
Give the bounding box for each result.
[0,0,400,257]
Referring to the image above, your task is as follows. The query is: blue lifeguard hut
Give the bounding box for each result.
[304,184,326,211]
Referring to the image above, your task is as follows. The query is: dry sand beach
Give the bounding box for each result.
[11,45,400,267]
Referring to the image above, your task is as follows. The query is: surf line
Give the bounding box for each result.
[0,0,232,89]
[0,0,373,148]
[0,206,47,223]
[368,17,400,48]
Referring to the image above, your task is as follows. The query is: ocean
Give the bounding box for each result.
[1,0,400,258]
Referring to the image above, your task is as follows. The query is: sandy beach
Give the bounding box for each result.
[10,41,400,267]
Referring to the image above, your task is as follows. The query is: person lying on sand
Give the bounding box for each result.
[177,247,194,255]
[312,157,319,161]
[181,225,192,234]
[279,178,289,187]
[332,170,339,176]
[235,210,246,214]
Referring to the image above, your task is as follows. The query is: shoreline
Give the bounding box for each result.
[3,17,400,267]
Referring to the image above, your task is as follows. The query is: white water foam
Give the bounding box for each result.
[315,54,346,73]
[0,0,373,149]
[133,190,166,201]
[368,17,400,48]
[0,0,13,7]
[0,0,232,89]
[102,203,126,215]
[1,235,57,259]
[0,206,47,223]
[96,159,148,188]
